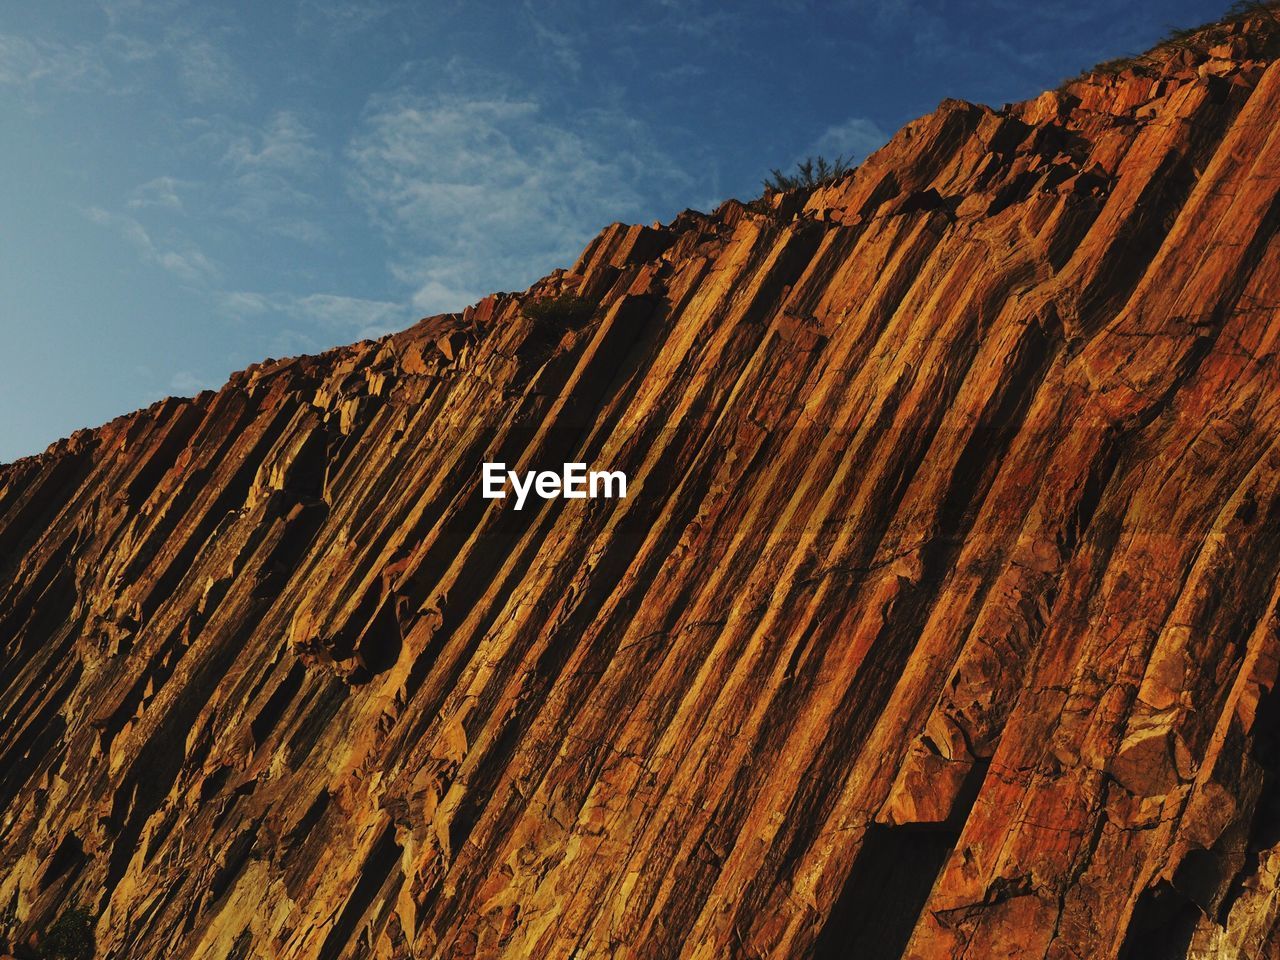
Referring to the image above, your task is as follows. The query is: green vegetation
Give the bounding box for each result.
[521,293,596,326]
[1158,24,1205,49]
[1226,0,1280,19]
[761,155,854,194]
[1156,0,1279,46]
[40,903,95,960]
[1060,1,1280,90]
[1088,55,1151,76]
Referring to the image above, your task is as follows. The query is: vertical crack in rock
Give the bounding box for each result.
[815,761,990,960]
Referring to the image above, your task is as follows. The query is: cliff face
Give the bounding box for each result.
[5,11,1280,960]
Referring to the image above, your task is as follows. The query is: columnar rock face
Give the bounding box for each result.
[5,12,1280,960]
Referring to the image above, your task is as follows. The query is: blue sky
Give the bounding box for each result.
[0,0,1228,461]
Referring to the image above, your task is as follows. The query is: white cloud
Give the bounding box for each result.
[129,175,187,212]
[169,369,216,394]
[346,84,688,314]
[651,0,737,38]
[173,112,328,242]
[170,33,251,103]
[656,63,708,83]
[0,34,108,90]
[808,116,888,163]
[297,0,398,35]
[0,14,247,105]
[85,206,219,284]
[292,293,405,339]
[221,112,327,241]
[220,290,408,341]
[525,9,582,77]
[220,290,272,315]
[223,111,324,174]
[264,328,325,357]
[101,31,157,63]
[97,0,188,26]
[155,247,218,282]
[402,268,485,317]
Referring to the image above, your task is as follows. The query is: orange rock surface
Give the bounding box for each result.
[5,10,1280,960]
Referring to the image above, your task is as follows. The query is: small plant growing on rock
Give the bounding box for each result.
[521,293,596,326]
[762,154,854,193]
[1159,24,1202,48]
[1226,1,1279,19]
[1061,2,1280,90]
[39,903,94,960]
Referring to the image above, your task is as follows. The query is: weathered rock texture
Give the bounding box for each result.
[6,10,1280,960]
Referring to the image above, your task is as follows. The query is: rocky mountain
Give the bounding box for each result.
[5,8,1280,959]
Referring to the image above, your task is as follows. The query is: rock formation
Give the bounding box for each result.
[5,8,1280,959]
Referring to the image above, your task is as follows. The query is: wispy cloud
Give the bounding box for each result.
[291,292,406,339]
[85,206,219,284]
[97,0,188,26]
[808,116,888,163]
[223,111,323,173]
[220,290,408,343]
[524,6,582,77]
[651,0,739,39]
[129,175,187,212]
[168,369,217,394]
[167,31,252,103]
[101,31,158,63]
[346,81,689,314]
[172,111,329,242]
[0,34,109,91]
[1,9,250,105]
[296,0,400,35]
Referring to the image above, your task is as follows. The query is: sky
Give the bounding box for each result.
[0,0,1231,461]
